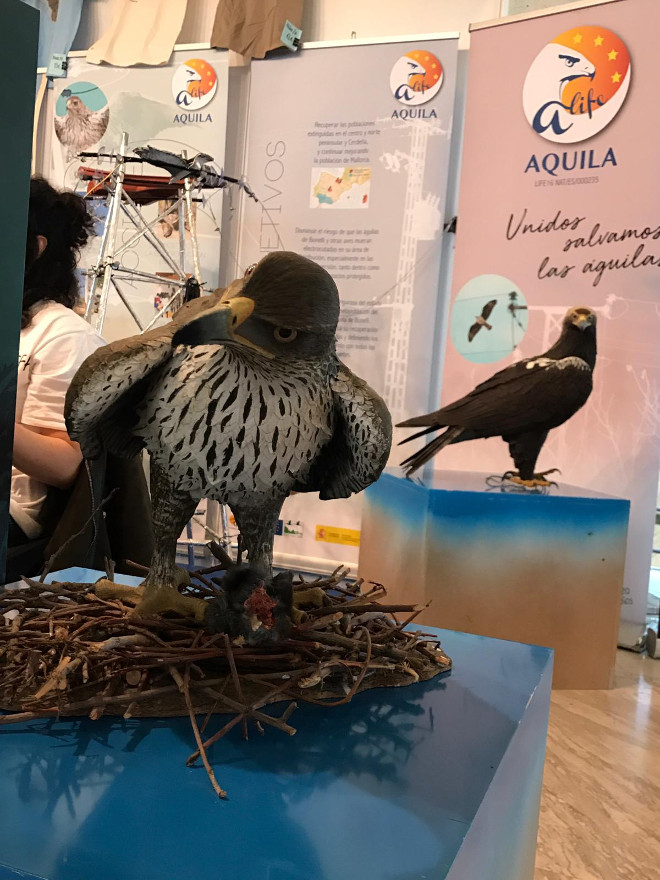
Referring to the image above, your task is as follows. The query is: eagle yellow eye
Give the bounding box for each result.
[274,327,298,343]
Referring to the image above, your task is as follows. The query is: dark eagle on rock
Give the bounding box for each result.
[398,306,596,486]
[65,252,391,619]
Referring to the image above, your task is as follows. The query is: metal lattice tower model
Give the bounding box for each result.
[382,124,429,423]
[81,133,204,336]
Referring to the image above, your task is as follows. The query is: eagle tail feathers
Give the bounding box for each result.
[401,426,464,475]
[397,412,448,429]
[397,424,438,445]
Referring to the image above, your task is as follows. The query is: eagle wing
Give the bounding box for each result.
[467,321,482,342]
[399,356,592,437]
[296,361,392,499]
[65,294,220,460]
[481,299,497,320]
[85,106,110,146]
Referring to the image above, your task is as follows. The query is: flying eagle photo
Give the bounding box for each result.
[398,306,596,486]
[66,252,392,620]
[54,91,109,158]
[467,298,498,342]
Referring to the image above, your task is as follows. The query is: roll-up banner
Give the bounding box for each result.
[237,35,459,572]
[440,0,659,645]
[44,48,229,342]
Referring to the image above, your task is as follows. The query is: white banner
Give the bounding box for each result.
[44,48,229,342]
[442,0,660,645]
[238,36,458,570]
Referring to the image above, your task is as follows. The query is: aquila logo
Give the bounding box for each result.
[390,49,443,105]
[172,58,218,110]
[522,26,631,143]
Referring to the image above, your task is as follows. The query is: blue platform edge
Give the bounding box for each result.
[366,468,630,552]
[0,569,553,880]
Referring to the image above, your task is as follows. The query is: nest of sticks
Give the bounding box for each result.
[0,556,451,798]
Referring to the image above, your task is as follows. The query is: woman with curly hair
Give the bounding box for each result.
[9,177,105,547]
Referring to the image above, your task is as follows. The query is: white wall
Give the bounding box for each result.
[73,0,502,51]
[301,0,501,47]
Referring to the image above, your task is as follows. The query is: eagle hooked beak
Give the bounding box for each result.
[571,310,594,331]
[172,296,273,358]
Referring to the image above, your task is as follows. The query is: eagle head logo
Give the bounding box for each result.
[522,25,631,144]
[390,49,444,106]
[172,58,218,110]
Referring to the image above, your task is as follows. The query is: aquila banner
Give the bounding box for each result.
[439,0,659,644]
[237,36,458,571]
[43,48,228,342]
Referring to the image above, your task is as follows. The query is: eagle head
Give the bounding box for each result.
[66,95,89,117]
[563,305,596,333]
[173,252,340,361]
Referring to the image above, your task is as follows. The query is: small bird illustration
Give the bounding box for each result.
[66,252,391,622]
[398,307,597,487]
[468,299,498,342]
[54,93,109,158]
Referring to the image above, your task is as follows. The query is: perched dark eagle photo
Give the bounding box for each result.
[66,252,391,619]
[467,298,497,342]
[398,306,596,486]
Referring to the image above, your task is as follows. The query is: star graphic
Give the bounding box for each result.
[573,33,583,44]
[594,35,604,46]
[608,49,618,60]
[611,71,621,83]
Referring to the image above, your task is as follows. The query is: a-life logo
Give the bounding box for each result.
[523,26,631,143]
[172,58,218,110]
[390,49,443,105]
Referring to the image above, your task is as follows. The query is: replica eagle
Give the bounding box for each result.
[467,299,497,342]
[54,94,109,157]
[66,252,391,619]
[398,306,596,486]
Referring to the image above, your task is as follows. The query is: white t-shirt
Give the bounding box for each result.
[10,301,106,539]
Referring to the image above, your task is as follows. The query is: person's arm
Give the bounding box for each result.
[13,422,82,490]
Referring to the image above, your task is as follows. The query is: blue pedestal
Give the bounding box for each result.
[359,469,629,689]
[0,568,552,880]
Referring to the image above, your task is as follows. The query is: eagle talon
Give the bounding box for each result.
[504,469,560,489]
[132,586,208,624]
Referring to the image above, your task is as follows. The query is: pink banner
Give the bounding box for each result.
[439,0,659,643]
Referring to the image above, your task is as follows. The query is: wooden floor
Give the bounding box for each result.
[535,648,660,879]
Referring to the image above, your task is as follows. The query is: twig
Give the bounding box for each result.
[104,558,115,582]
[39,487,119,582]
[124,559,149,574]
[170,666,227,799]
[223,635,248,740]
[206,541,236,570]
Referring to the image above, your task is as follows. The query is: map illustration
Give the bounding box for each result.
[310,166,371,209]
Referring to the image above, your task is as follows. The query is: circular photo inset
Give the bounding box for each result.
[522,25,631,143]
[54,82,109,154]
[451,275,528,364]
